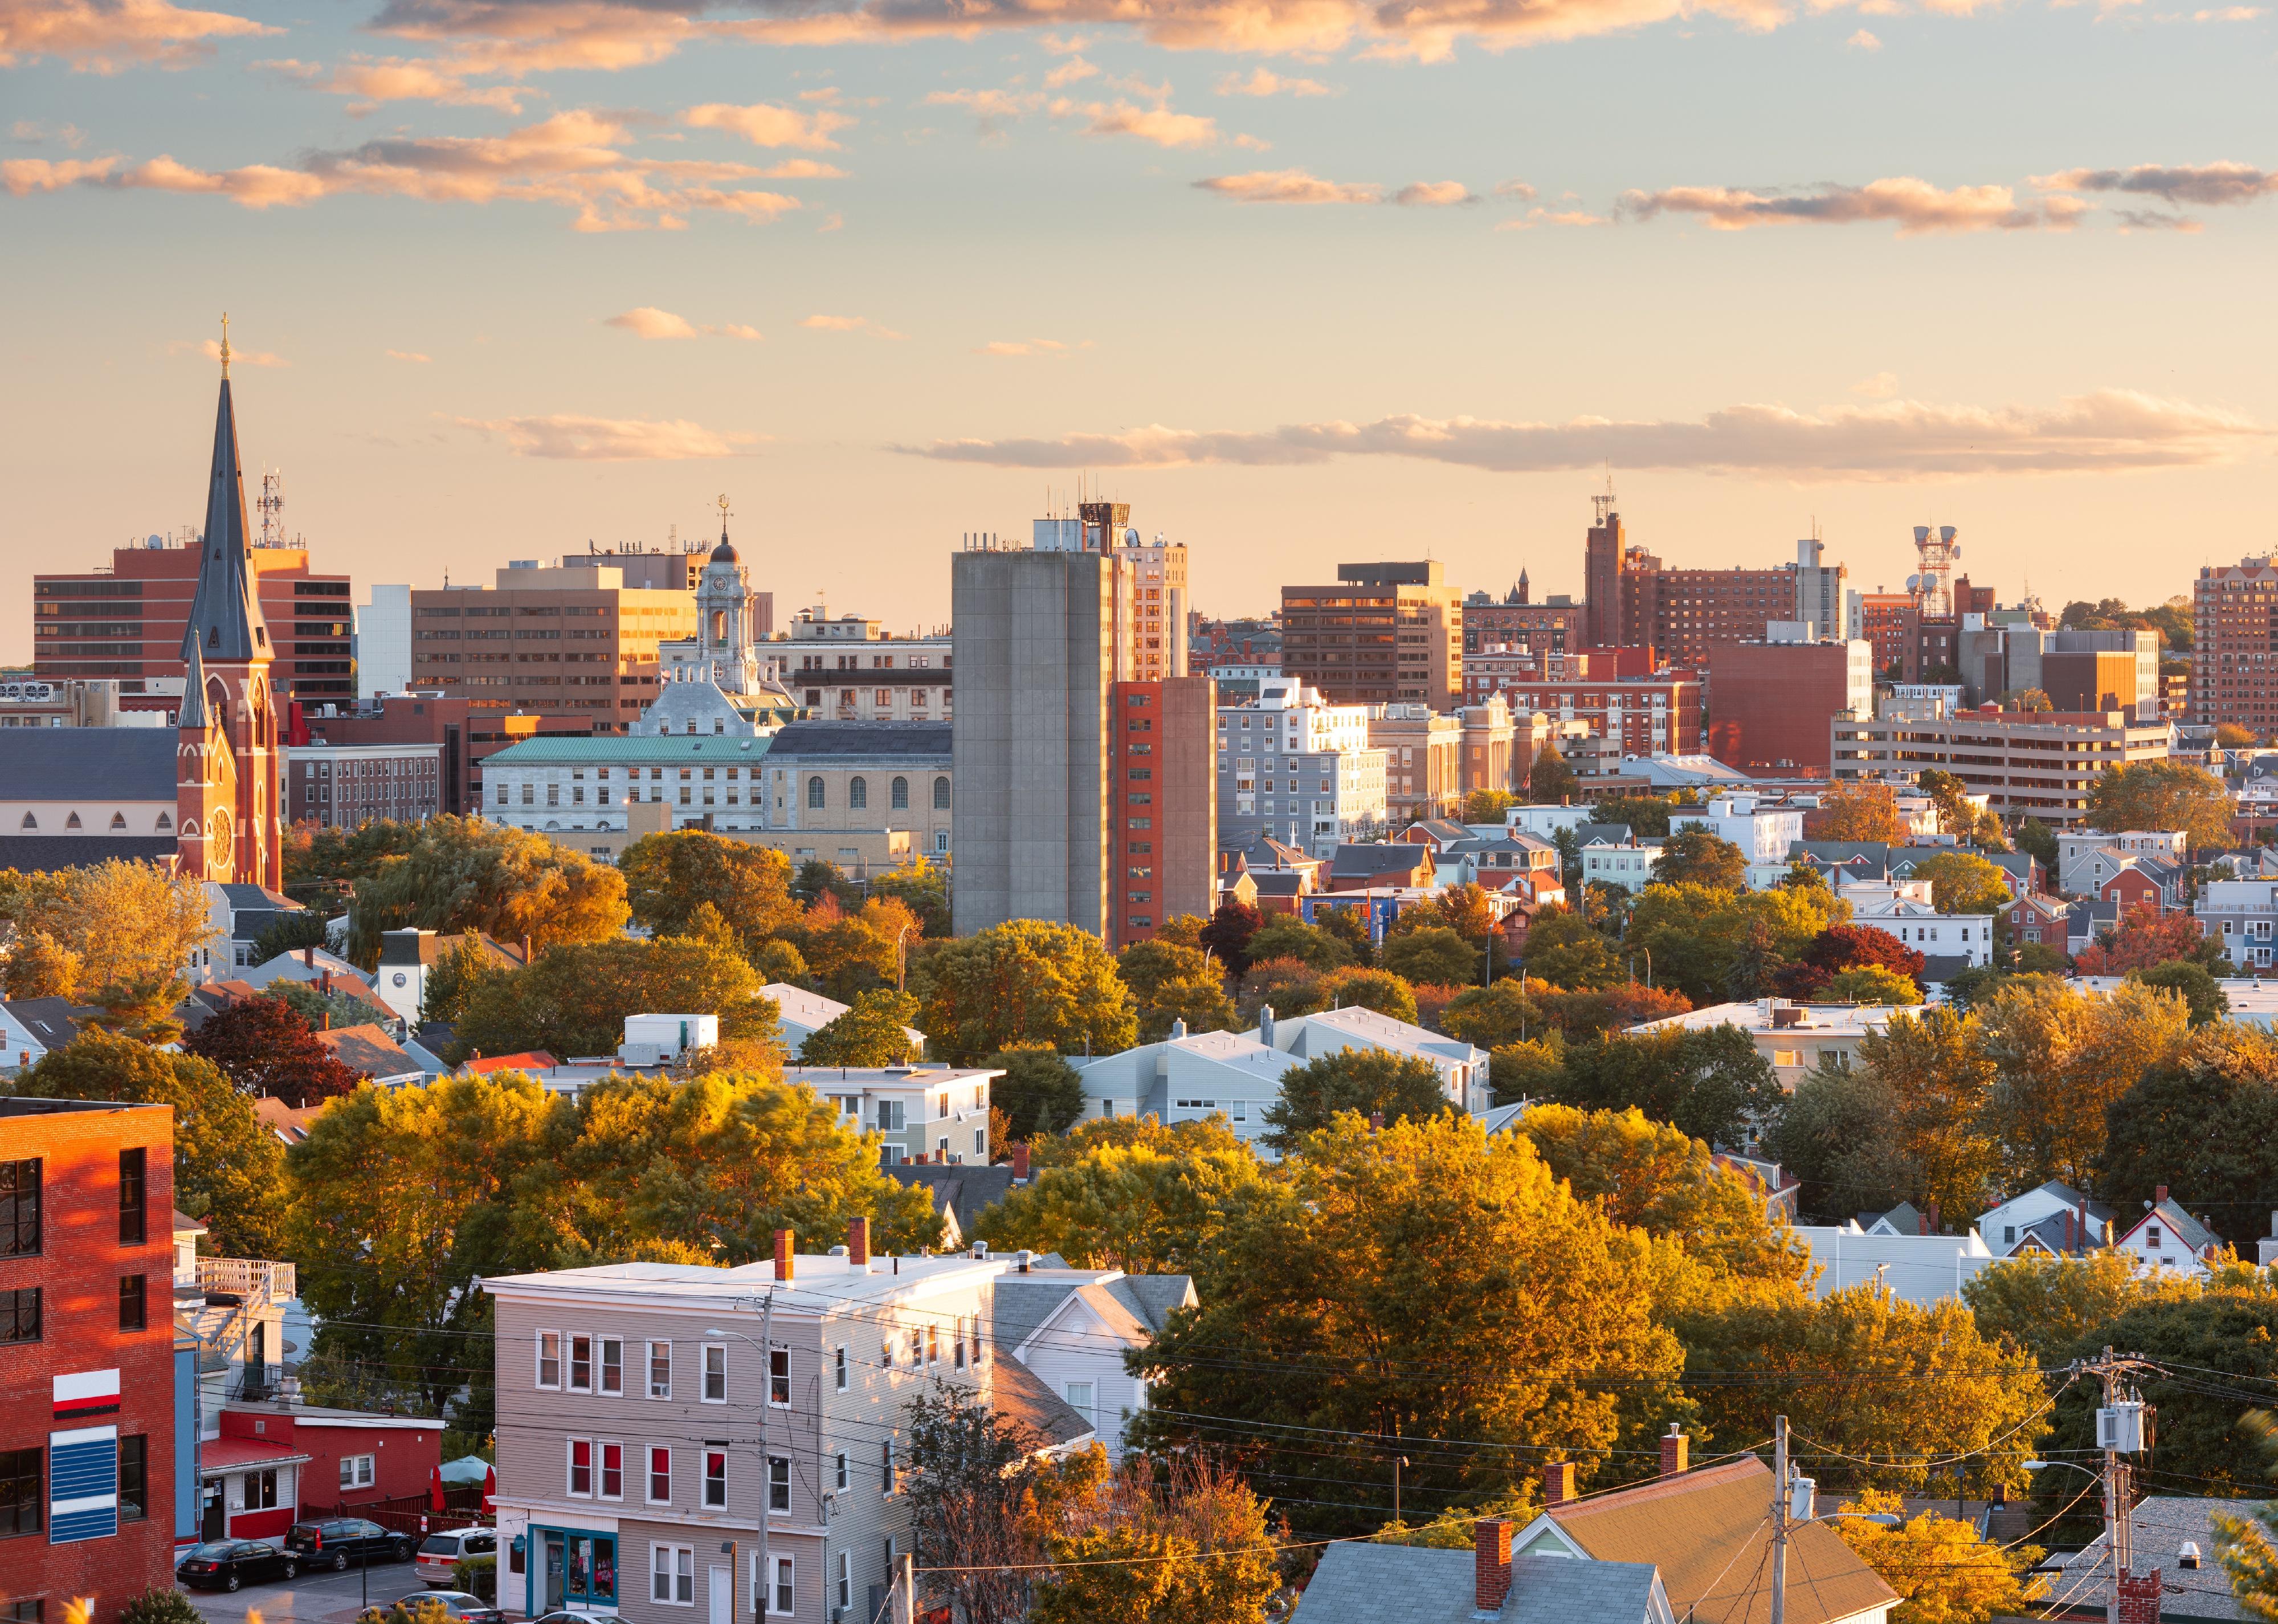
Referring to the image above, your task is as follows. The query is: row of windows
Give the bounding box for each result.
[805,776,948,811]
[645,1543,801,1615]
[0,1154,146,1256]
[0,1439,149,1536]
[567,1439,811,1513]
[536,1324,984,1399]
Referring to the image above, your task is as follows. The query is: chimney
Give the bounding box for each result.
[1659,1425,1689,1477]
[1170,1017,1188,1039]
[2064,1208,2076,1251]
[321,969,332,995]
[521,933,533,963]
[1258,1005,1277,1047]
[1925,1199,1940,1236]
[1369,1112,1385,1133]
[2155,1184,2169,1205]
[303,945,315,967]
[1542,1462,1573,1507]
[321,1011,330,1032]
[1010,1143,1030,1182]
[1017,1250,1033,1274]
[847,1215,869,1268]
[1474,1519,1514,1613]
[773,1228,794,1282]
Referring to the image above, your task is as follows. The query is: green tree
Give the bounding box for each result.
[867,857,953,938]
[418,933,512,1025]
[1652,830,1748,891]
[1824,965,1922,1004]
[615,830,799,949]
[1961,1250,2201,1368]
[1313,904,1375,966]
[1379,925,1479,988]
[982,1043,1087,1141]
[1117,938,1240,1042]
[1318,965,1421,1024]
[1440,980,1544,1051]
[975,1135,1267,1275]
[2130,960,2228,1025]
[343,816,629,966]
[1465,787,1517,823]
[1260,1048,1454,1149]
[1550,1025,1782,1152]
[1489,1036,1567,1104]
[15,1029,285,1256]
[1623,882,1843,1006]
[451,935,781,1064]
[1590,794,1693,838]
[1136,1115,1685,1532]
[1854,1004,2004,1223]
[2087,759,2237,852]
[799,989,923,1066]
[1978,976,2190,1191]
[1529,743,1579,805]
[2096,1023,2278,1248]
[281,819,422,905]
[2011,815,2060,871]
[1764,1060,1917,1223]
[913,921,1137,1063]
[1520,904,1621,989]
[1243,917,1352,972]
[249,907,334,965]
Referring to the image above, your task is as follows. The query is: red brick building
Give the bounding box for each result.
[295,694,478,817]
[2190,556,2278,733]
[1475,669,1701,757]
[1705,639,1874,774]
[1580,499,1801,668]
[0,1099,178,1624]
[1851,591,1913,676]
[1109,675,1218,948]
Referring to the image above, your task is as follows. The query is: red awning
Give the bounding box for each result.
[201,1437,313,1475]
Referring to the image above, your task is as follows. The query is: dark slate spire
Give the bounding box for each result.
[178,639,210,730]
[181,323,267,663]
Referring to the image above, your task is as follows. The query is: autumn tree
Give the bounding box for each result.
[1316,965,1422,1023]
[2087,759,2236,852]
[1465,787,1517,823]
[451,935,781,1064]
[1234,956,1328,1024]
[2096,1022,2278,1248]
[1961,1251,2201,1368]
[1528,743,1579,805]
[0,859,212,1024]
[1977,976,2190,1190]
[1909,850,2014,921]
[1261,1048,1454,1149]
[1764,1062,1917,1223]
[183,995,366,1107]
[1833,1490,2041,1623]
[785,892,924,1002]
[1806,783,1905,843]
[615,830,799,949]
[974,1132,1267,1276]
[904,1382,1047,1624]
[1027,1452,1281,1624]
[1520,904,1621,989]
[2074,902,2227,975]
[344,815,628,965]
[1135,1114,1685,1532]
[799,989,922,1066]
[981,1043,1086,1140]
[1854,1004,2004,1222]
[1379,925,1478,988]
[16,1029,285,1256]
[1623,882,1844,1006]
[1823,964,1923,1004]
[912,921,1137,1063]
[1196,900,1264,977]
[1780,923,1924,1001]
[1549,1025,1782,1152]
[1528,981,1693,1039]
[1652,830,1748,891]
[1440,980,1542,1050]
[1243,917,1352,972]
[867,857,952,938]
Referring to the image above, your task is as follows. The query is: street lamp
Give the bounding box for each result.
[1393,1456,1409,1527]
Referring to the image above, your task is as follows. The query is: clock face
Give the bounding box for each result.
[208,807,233,870]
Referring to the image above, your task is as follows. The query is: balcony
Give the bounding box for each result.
[198,1256,297,1304]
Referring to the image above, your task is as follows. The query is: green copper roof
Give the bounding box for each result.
[484,735,776,766]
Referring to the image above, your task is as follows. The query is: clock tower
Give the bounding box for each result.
[175,318,283,889]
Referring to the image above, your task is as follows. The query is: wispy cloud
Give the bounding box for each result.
[606,306,765,338]
[1193,168,1382,202]
[802,314,906,338]
[1065,98,1225,148]
[1846,27,1881,46]
[977,337,1093,356]
[1043,53,1099,85]
[897,391,2267,478]
[0,0,275,71]
[682,101,852,150]
[2033,160,2278,207]
[170,336,289,366]
[1851,372,1899,398]
[1495,206,1606,228]
[257,53,531,112]
[1394,179,1477,206]
[457,413,757,459]
[1215,67,1335,96]
[10,119,88,146]
[386,348,432,361]
[1622,177,2087,234]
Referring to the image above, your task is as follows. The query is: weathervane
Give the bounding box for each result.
[717,492,732,542]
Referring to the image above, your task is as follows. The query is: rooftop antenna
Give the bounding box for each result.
[1592,468,1617,527]
[258,470,285,548]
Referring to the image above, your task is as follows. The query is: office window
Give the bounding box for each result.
[834,1346,847,1391]
[119,1274,145,1331]
[703,1446,728,1509]
[703,1344,726,1402]
[0,1289,39,1345]
[0,1157,37,1257]
[569,1334,593,1392]
[647,1446,671,1503]
[568,1438,594,1497]
[117,1148,145,1244]
[769,1555,794,1617]
[768,1455,790,1512]
[648,1339,671,1398]
[770,1347,790,1407]
[119,1435,148,1521]
[600,1337,623,1395]
[599,1441,623,1500]
[652,1545,695,1606]
[537,1330,561,1388]
[0,1448,38,1536]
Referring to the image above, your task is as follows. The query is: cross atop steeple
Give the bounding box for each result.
[218,312,231,378]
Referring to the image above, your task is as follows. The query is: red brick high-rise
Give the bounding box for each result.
[1109,675,1217,947]
[2191,556,2278,733]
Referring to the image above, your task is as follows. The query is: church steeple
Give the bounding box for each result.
[178,639,209,731]
[181,317,267,663]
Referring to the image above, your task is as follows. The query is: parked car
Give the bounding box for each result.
[175,1539,300,1591]
[415,1528,497,1588]
[286,1516,414,1569]
[357,1592,505,1624]
[529,1613,630,1624]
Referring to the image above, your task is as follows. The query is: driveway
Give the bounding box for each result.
[180,1559,439,1624]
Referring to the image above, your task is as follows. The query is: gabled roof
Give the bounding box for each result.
[1406,818,1473,847]
[1571,822,1634,847]
[2120,1197,2221,1256]
[378,929,528,970]
[989,1353,1095,1449]
[1,997,82,1052]
[1251,872,1309,897]
[1543,1456,1895,1624]
[1329,843,1432,879]
[1292,1544,1665,1624]
[885,1164,1015,1237]
[317,1023,424,1081]
[1918,954,1973,984]
[461,1050,557,1075]
[253,1096,323,1145]
[1987,1179,2113,1225]
[0,731,178,804]
[1104,1273,1196,1333]
[1860,1200,1923,1235]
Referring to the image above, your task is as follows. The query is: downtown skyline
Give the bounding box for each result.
[3,0,2275,658]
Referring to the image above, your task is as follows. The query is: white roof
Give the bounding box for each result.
[1074,1029,1293,1086]
[1628,999,1923,1038]
[484,1252,1006,1312]
[763,982,926,1050]
[1264,1005,1485,1069]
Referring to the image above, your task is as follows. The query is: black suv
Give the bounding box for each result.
[285,1517,414,1569]
[176,1539,300,1591]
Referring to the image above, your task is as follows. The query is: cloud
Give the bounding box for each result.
[456,413,757,459]
[3,109,809,229]
[897,391,2266,478]
[1851,372,1899,398]
[1846,26,1881,44]
[1394,179,1477,205]
[802,313,905,338]
[753,158,843,177]
[1038,30,1091,49]
[1193,168,1382,202]
[683,101,852,150]
[977,337,1091,356]
[1043,53,1099,85]
[173,336,288,366]
[2112,209,2205,232]
[2191,6,2261,16]
[10,119,88,146]
[2033,160,2278,207]
[1215,67,1334,95]
[387,348,432,361]
[1622,176,2087,234]
[1494,206,1605,228]
[1493,178,1537,199]
[0,0,275,70]
[924,86,1046,134]
[710,323,763,339]
[606,305,699,338]
[1063,98,1223,147]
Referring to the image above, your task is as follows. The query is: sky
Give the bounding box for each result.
[3,0,2275,663]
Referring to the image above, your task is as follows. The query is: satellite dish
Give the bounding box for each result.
[147,534,164,549]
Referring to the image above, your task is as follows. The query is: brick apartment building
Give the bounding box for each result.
[0,1099,178,1624]
[1280,562,1463,708]
[284,742,446,829]
[2191,556,2278,733]
[1706,636,1875,774]
[1109,676,1217,946]
[34,542,353,712]
[1460,580,1581,661]
[1583,500,1797,670]
[296,693,477,817]
[410,562,697,735]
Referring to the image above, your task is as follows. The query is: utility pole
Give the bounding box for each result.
[1770,1414,1789,1624]
[2075,1345,2154,1624]
[757,1291,773,1624]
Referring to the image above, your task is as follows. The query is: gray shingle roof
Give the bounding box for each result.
[1330,844,1431,878]
[1292,1544,1663,1624]
[2,997,83,1051]
[885,1164,1015,1235]
[762,721,952,761]
[989,1353,1095,1448]
[0,731,178,803]
[1106,1274,1196,1333]
[993,1279,1082,1353]
[1572,822,1635,847]
[0,835,177,874]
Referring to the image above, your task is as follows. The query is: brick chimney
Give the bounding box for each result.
[2155,1184,2169,1205]
[773,1228,794,1282]
[1474,1518,1513,1613]
[1542,1462,1573,1507]
[1925,1199,1940,1236]
[1010,1143,1030,1182]
[1659,1425,1689,1477]
[303,945,315,967]
[847,1215,869,1267]
[2118,1570,2162,1624]
[1369,1112,1385,1133]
